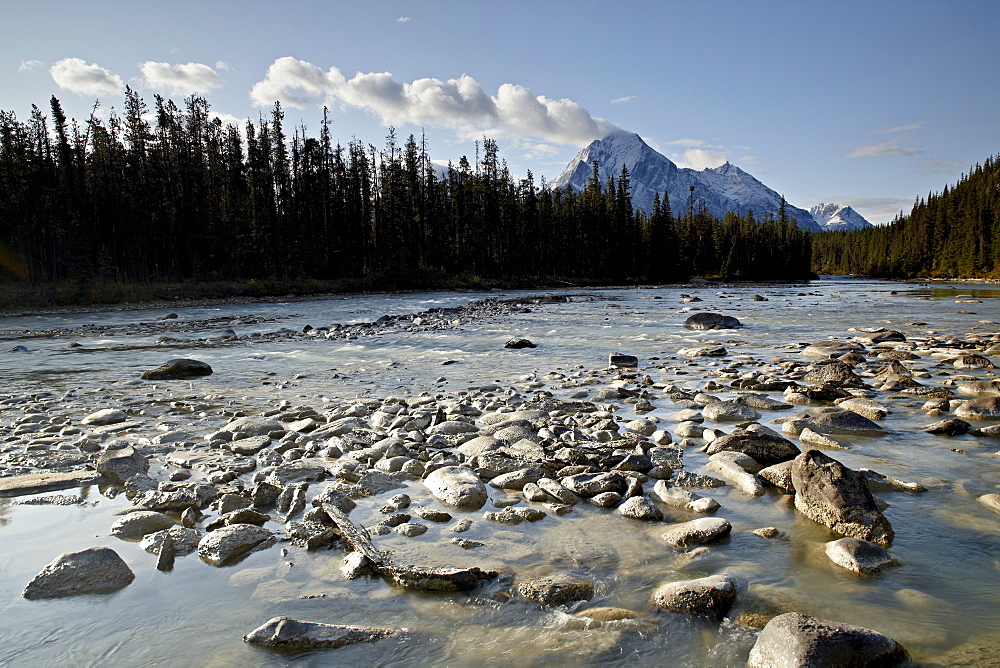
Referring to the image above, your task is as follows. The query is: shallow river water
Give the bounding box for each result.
[0,278,998,666]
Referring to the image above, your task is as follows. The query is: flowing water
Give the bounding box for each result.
[0,278,998,666]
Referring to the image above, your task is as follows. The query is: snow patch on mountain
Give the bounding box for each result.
[550,131,822,232]
[809,203,873,231]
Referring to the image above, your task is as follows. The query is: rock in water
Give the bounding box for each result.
[955,397,1000,420]
[94,445,151,486]
[81,408,127,426]
[791,450,894,547]
[244,616,398,649]
[423,466,488,510]
[23,547,135,599]
[140,358,213,380]
[516,573,594,607]
[807,410,886,436]
[504,338,536,349]
[198,524,276,566]
[650,574,740,619]
[705,430,800,466]
[824,537,899,574]
[747,612,910,667]
[683,312,742,330]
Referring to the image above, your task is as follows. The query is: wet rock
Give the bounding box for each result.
[516,573,594,607]
[953,353,996,369]
[659,517,732,548]
[802,340,864,359]
[0,470,102,497]
[858,469,926,494]
[747,612,910,667]
[791,450,894,547]
[220,416,286,438]
[110,510,175,539]
[198,524,276,566]
[141,527,203,555]
[23,547,135,599]
[650,480,720,513]
[955,397,1000,420]
[806,410,886,436]
[617,495,663,521]
[423,466,488,510]
[395,522,428,537]
[504,338,536,349]
[384,564,497,591]
[673,471,726,489]
[562,472,628,497]
[922,418,971,436]
[244,616,398,649]
[956,380,1000,396]
[703,401,760,422]
[536,478,579,505]
[705,430,800,466]
[590,491,622,508]
[979,493,1000,514]
[835,397,889,420]
[94,445,152,487]
[803,362,863,385]
[266,461,327,486]
[799,427,846,450]
[140,358,213,380]
[824,537,900,574]
[678,345,727,358]
[609,352,639,368]
[489,467,542,490]
[81,408,127,426]
[707,456,764,496]
[757,461,795,493]
[683,313,742,330]
[650,573,740,619]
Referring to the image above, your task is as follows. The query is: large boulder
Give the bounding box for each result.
[23,547,135,599]
[423,466,488,510]
[140,358,213,380]
[198,524,276,566]
[747,612,910,667]
[244,616,398,649]
[705,430,800,466]
[683,312,742,330]
[650,573,740,619]
[955,397,1000,421]
[807,410,886,436]
[791,450,894,546]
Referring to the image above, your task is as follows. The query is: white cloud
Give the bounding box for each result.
[610,95,637,105]
[215,61,232,71]
[396,16,411,22]
[846,137,923,159]
[141,61,224,96]
[671,148,728,170]
[878,122,922,134]
[249,56,618,146]
[739,154,760,165]
[18,60,43,72]
[50,57,123,96]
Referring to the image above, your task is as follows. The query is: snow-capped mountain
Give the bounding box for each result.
[809,203,872,231]
[549,130,822,232]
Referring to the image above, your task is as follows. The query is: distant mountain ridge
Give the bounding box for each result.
[550,131,865,233]
[809,202,873,231]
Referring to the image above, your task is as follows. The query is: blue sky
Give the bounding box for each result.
[2,0,997,223]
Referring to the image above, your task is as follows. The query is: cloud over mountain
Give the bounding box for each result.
[141,61,225,96]
[250,56,617,145]
[50,57,123,96]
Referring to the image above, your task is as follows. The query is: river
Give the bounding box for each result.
[0,278,997,666]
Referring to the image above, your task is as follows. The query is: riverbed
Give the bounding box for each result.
[0,278,998,666]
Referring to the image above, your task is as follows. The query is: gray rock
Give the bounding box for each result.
[609,352,639,368]
[110,510,174,538]
[792,450,894,546]
[678,345,727,358]
[537,478,579,505]
[424,466,488,510]
[220,416,286,437]
[703,401,760,422]
[836,397,889,420]
[23,547,134,599]
[140,358,213,380]
[757,461,795,493]
[802,340,864,359]
[705,430,800,466]
[650,480,719,513]
[747,612,911,667]
[516,573,594,607]
[955,397,1000,420]
[825,537,900,574]
[81,408,127,426]
[707,457,764,496]
[394,522,428,537]
[978,493,1000,514]
[561,472,628,498]
[650,573,740,619]
[504,338,536,349]
[590,491,622,508]
[244,616,397,649]
[617,495,663,521]
[141,527,203,555]
[922,418,971,436]
[799,427,846,449]
[94,445,151,487]
[198,524,276,566]
[683,313,742,330]
[659,517,732,548]
[807,410,886,436]
[384,564,497,591]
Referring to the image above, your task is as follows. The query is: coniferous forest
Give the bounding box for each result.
[812,155,1000,278]
[0,92,814,304]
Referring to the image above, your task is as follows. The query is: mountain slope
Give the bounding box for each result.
[809,203,873,231]
[550,131,822,232]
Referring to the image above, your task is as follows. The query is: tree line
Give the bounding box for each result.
[812,155,1000,278]
[0,92,814,301]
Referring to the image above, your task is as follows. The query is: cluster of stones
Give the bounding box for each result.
[5,304,1000,664]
